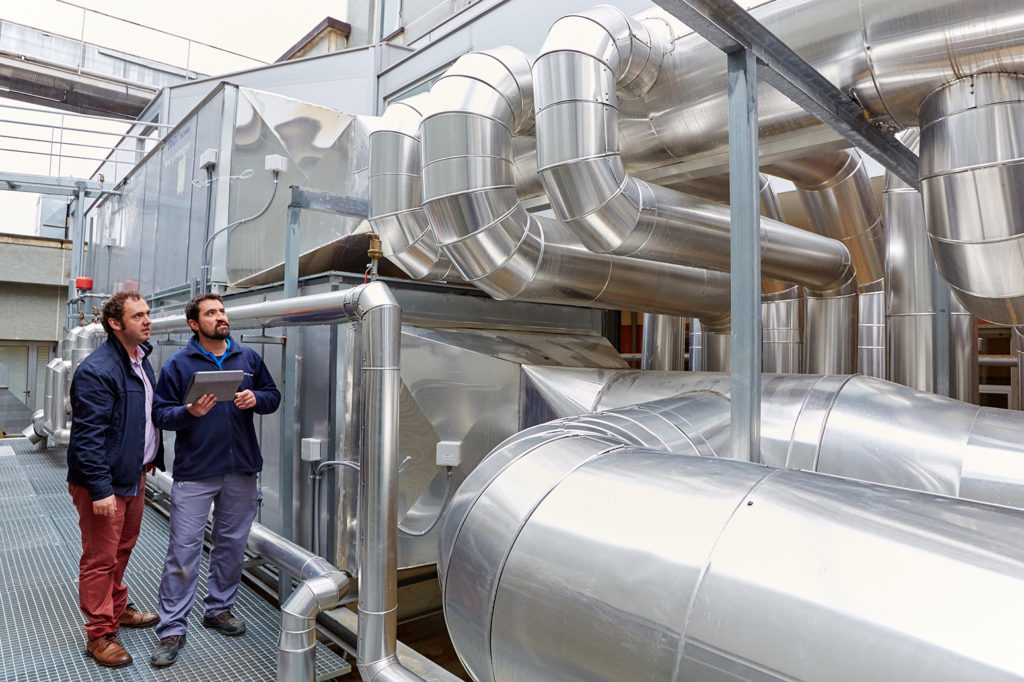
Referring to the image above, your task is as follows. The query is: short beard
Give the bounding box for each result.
[200,324,230,341]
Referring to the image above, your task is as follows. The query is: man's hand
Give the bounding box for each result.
[234,390,256,410]
[93,495,116,517]
[186,393,217,417]
[145,463,157,475]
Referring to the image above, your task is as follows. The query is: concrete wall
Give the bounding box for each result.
[0,234,70,342]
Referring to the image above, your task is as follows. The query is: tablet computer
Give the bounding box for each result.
[183,370,245,405]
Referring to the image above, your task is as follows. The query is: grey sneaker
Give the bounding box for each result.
[150,635,185,667]
[202,610,246,636]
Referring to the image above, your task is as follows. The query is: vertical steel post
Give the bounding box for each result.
[728,48,762,462]
[278,202,301,598]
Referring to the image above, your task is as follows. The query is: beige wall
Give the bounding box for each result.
[0,235,71,342]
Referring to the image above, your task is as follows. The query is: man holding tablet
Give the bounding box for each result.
[149,293,280,667]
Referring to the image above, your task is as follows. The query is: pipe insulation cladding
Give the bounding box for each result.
[440,442,1024,682]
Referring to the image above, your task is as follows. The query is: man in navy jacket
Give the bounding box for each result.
[67,290,164,668]
[149,292,280,667]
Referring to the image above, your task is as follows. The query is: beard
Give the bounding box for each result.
[206,323,230,340]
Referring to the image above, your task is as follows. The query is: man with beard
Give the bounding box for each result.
[149,293,280,667]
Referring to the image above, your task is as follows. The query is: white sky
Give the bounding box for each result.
[0,0,346,234]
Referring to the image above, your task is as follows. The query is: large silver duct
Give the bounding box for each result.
[765,150,884,375]
[608,0,1024,176]
[641,314,687,370]
[411,47,736,354]
[368,95,457,281]
[531,7,858,306]
[885,130,976,401]
[918,72,1024,327]
[679,174,804,374]
[152,283,426,682]
[440,444,1024,682]
[521,367,1024,508]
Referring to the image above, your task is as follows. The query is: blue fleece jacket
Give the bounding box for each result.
[67,337,165,500]
[152,336,280,481]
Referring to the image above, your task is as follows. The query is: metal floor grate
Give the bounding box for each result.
[0,438,351,681]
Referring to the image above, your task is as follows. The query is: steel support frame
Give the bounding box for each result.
[728,49,761,462]
[279,185,369,598]
[651,0,920,189]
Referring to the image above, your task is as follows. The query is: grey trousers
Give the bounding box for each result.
[155,473,260,638]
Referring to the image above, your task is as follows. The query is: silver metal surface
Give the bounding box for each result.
[443,440,1024,682]
[519,367,1024,509]
[885,129,976,400]
[413,46,734,324]
[641,314,687,371]
[919,73,1024,327]
[609,0,1024,183]
[369,95,456,281]
[857,286,886,378]
[727,47,761,463]
[532,8,858,298]
[803,293,856,373]
[767,151,884,286]
[650,0,919,186]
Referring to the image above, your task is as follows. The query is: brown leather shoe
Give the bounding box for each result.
[86,633,133,668]
[119,602,159,628]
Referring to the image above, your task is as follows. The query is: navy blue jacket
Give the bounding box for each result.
[152,336,280,481]
[67,337,165,500]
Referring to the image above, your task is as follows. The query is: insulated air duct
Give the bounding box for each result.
[520,367,1024,507]
[368,95,457,281]
[531,6,858,309]
[885,130,975,401]
[441,445,1024,682]
[918,73,1024,328]
[400,46,738,367]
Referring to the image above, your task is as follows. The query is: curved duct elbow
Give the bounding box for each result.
[368,96,457,281]
[919,73,1024,326]
[765,150,884,286]
[533,7,856,297]
[416,47,733,327]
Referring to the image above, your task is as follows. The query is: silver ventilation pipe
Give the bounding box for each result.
[249,526,351,682]
[755,177,803,374]
[411,47,735,364]
[522,367,1024,508]
[766,151,884,374]
[152,283,425,682]
[640,314,687,370]
[605,0,1024,177]
[368,95,457,281]
[531,7,858,309]
[149,471,351,682]
[856,280,886,378]
[441,443,1024,682]
[679,174,804,374]
[919,73,1024,328]
[885,130,976,401]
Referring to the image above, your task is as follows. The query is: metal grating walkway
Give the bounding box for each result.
[0,438,351,682]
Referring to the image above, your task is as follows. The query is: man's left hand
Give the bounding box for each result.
[234,390,257,410]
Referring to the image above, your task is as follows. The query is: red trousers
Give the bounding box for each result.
[68,474,145,640]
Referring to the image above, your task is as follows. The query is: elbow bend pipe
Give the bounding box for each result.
[416,46,733,326]
[533,7,856,297]
[368,95,457,281]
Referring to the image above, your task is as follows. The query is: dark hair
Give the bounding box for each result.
[101,290,144,335]
[185,293,224,334]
